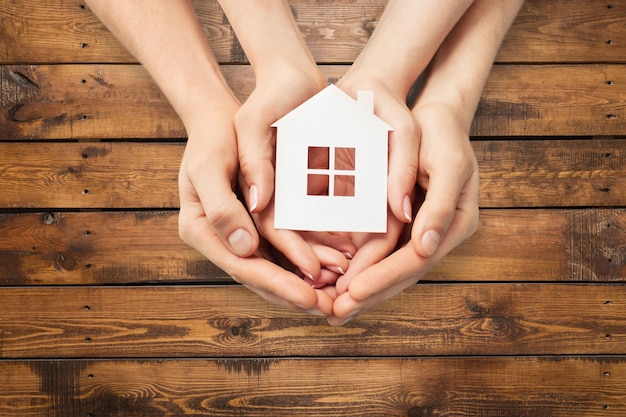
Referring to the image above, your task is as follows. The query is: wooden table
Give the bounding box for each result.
[1,1,625,415]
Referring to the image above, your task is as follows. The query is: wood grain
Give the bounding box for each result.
[497,0,626,63]
[473,65,626,136]
[0,209,623,285]
[1,1,625,415]
[2,64,625,139]
[0,211,224,285]
[0,142,182,208]
[1,284,625,358]
[1,0,624,64]
[1,357,625,416]
[0,64,186,139]
[1,140,623,209]
[433,208,626,282]
[474,139,626,207]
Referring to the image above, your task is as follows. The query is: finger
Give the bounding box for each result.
[313,288,336,316]
[251,202,322,280]
[320,284,338,301]
[344,243,425,302]
[347,189,479,304]
[344,85,417,225]
[179,154,259,258]
[244,284,334,317]
[309,243,350,275]
[331,274,418,323]
[386,114,419,224]
[302,231,357,259]
[303,268,341,289]
[334,233,395,295]
[334,212,406,295]
[412,155,479,257]
[180,201,320,310]
[234,104,276,213]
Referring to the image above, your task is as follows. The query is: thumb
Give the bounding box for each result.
[411,160,477,257]
[179,158,260,258]
[234,108,276,214]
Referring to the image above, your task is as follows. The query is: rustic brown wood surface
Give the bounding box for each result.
[1,284,625,358]
[0,0,625,415]
[2,64,625,139]
[1,0,625,64]
[1,357,625,417]
[0,140,624,208]
[1,209,623,285]
[0,211,222,285]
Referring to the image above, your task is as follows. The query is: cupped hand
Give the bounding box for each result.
[178,98,334,316]
[235,65,357,280]
[328,102,480,325]
[301,77,419,299]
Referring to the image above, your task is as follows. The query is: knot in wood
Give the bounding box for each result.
[54,252,77,271]
[42,213,55,225]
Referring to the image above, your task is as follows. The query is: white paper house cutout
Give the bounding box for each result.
[272,84,393,232]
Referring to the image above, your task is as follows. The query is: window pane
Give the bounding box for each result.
[308,146,329,169]
[334,175,355,197]
[335,147,355,171]
[308,174,329,196]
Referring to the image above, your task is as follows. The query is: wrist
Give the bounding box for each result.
[413,99,473,134]
[337,66,409,103]
[416,71,483,132]
[177,79,240,132]
[349,57,420,99]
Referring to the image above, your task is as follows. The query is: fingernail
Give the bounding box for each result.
[421,229,441,256]
[300,268,315,281]
[343,252,353,260]
[327,265,346,275]
[402,195,412,223]
[228,228,253,257]
[306,308,327,317]
[249,184,258,212]
[339,310,362,326]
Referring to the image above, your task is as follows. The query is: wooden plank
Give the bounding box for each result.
[497,0,626,63]
[0,64,187,139]
[433,208,626,282]
[1,357,625,416]
[473,65,626,136]
[0,211,225,285]
[474,139,626,207]
[1,284,625,358]
[2,64,625,139]
[1,139,624,209]
[1,209,623,285]
[0,142,182,208]
[1,0,625,65]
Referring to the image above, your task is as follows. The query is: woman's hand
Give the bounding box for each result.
[178,98,335,316]
[328,103,479,325]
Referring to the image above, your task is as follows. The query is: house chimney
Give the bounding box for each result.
[357,90,374,114]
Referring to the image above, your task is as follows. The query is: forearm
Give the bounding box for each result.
[346,0,474,98]
[415,0,524,129]
[85,0,237,126]
[217,0,317,78]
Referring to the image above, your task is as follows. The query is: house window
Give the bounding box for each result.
[307,146,355,197]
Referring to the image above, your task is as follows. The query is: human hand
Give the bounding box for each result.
[290,77,418,307]
[295,77,418,294]
[235,65,357,280]
[178,98,334,315]
[328,103,480,325]
[300,146,409,292]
